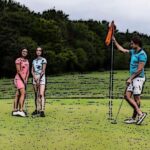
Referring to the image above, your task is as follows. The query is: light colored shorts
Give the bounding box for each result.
[127,77,145,95]
[14,79,25,89]
[32,74,46,85]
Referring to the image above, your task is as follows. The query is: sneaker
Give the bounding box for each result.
[32,111,40,117]
[136,112,147,125]
[40,111,45,117]
[17,111,26,117]
[12,111,19,116]
[31,110,38,116]
[124,118,137,124]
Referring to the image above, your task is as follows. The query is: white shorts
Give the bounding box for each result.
[32,74,46,85]
[127,77,145,95]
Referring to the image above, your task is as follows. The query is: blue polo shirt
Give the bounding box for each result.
[129,49,147,78]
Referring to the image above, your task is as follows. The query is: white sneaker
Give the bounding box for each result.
[137,112,147,125]
[17,111,26,117]
[12,111,18,116]
[124,118,137,124]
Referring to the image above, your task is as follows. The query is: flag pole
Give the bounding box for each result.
[105,20,115,120]
[108,23,114,120]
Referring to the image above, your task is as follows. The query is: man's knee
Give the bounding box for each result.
[134,95,141,105]
[124,94,129,101]
[134,95,140,101]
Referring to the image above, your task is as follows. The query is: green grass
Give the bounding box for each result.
[0,71,150,149]
[0,99,150,150]
[1,70,150,99]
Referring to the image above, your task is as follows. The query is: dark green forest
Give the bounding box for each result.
[0,0,150,77]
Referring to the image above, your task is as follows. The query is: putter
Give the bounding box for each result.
[111,98,124,124]
[111,86,127,124]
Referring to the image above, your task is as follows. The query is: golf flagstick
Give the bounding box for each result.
[108,38,114,120]
[105,21,115,120]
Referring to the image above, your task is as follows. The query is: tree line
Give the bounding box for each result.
[0,0,150,77]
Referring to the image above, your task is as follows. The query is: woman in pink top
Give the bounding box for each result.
[12,48,29,117]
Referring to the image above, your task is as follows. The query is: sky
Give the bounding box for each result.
[15,0,150,35]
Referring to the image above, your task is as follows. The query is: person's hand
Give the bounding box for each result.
[112,36,116,42]
[126,78,132,86]
[36,78,40,87]
[34,77,38,83]
[24,80,27,85]
[40,71,44,78]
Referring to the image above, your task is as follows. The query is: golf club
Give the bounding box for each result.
[111,98,124,124]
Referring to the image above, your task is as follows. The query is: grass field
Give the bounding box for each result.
[1,70,150,99]
[0,71,150,149]
[0,99,150,150]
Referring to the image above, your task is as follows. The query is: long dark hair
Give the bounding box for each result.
[19,47,28,59]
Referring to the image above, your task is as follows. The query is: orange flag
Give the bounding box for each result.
[105,21,115,46]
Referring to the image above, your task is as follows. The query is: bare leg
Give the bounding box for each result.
[18,88,26,111]
[132,95,141,119]
[36,84,41,112]
[13,90,20,111]
[40,85,46,111]
[33,85,38,111]
[124,91,142,116]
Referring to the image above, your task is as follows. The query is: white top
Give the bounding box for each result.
[32,57,47,75]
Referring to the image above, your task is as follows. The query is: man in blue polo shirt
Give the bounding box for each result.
[113,36,147,125]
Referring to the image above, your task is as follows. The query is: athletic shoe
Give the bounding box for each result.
[17,111,26,117]
[32,111,40,117]
[136,112,147,125]
[40,111,45,117]
[12,111,19,116]
[31,110,38,116]
[124,118,137,124]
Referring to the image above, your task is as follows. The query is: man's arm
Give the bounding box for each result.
[112,36,130,53]
[126,62,145,85]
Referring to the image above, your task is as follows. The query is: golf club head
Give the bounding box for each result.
[111,120,117,124]
[108,117,113,120]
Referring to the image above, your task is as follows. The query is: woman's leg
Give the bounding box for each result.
[13,90,20,111]
[33,84,38,111]
[18,88,26,112]
[39,84,46,116]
